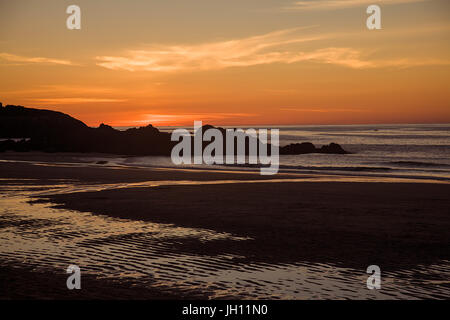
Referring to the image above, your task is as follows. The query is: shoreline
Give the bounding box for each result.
[1,151,449,184]
[1,153,449,299]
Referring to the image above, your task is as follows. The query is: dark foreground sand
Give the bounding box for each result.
[45,181,450,270]
[0,264,191,300]
[1,154,449,299]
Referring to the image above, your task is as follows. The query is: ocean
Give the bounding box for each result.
[112,123,450,182]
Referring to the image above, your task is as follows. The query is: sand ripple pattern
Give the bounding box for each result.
[0,181,449,299]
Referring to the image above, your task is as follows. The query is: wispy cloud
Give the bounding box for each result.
[291,47,450,68]
[3,85,116,95]
[96,29,448,72]
[285,0,428,11]
[29,98,126,104]
[280,107,368,113]
[0,53,75,66]
[96,27,324,72]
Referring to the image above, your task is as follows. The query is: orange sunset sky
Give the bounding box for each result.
[1,0,449,126]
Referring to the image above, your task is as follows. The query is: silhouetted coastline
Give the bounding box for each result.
[0,104,348,156]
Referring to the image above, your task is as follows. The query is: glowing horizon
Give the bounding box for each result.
[1,0,449,127]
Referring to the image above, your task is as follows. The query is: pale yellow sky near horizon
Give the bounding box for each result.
[1,0,449,126]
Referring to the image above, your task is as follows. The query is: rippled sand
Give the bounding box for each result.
[1,176,449,299]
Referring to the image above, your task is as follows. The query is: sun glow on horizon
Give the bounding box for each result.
[1,0,449,126]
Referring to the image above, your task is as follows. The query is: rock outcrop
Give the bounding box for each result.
[280,142,348,155]
[0,104,349,156]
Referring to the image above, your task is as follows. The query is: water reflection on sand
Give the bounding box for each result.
[0,180,449,299]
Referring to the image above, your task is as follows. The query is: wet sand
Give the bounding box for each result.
[44,180,450,270]
[1,153,449,299]
[0,264,189,300]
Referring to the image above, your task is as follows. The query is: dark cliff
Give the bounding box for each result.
[0,104,348,156]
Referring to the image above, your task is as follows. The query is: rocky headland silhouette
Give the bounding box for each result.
[0,103,348,156]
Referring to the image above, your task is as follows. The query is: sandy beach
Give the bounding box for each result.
[1,153,449,299]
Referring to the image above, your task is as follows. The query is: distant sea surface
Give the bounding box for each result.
[112,124,450,182]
